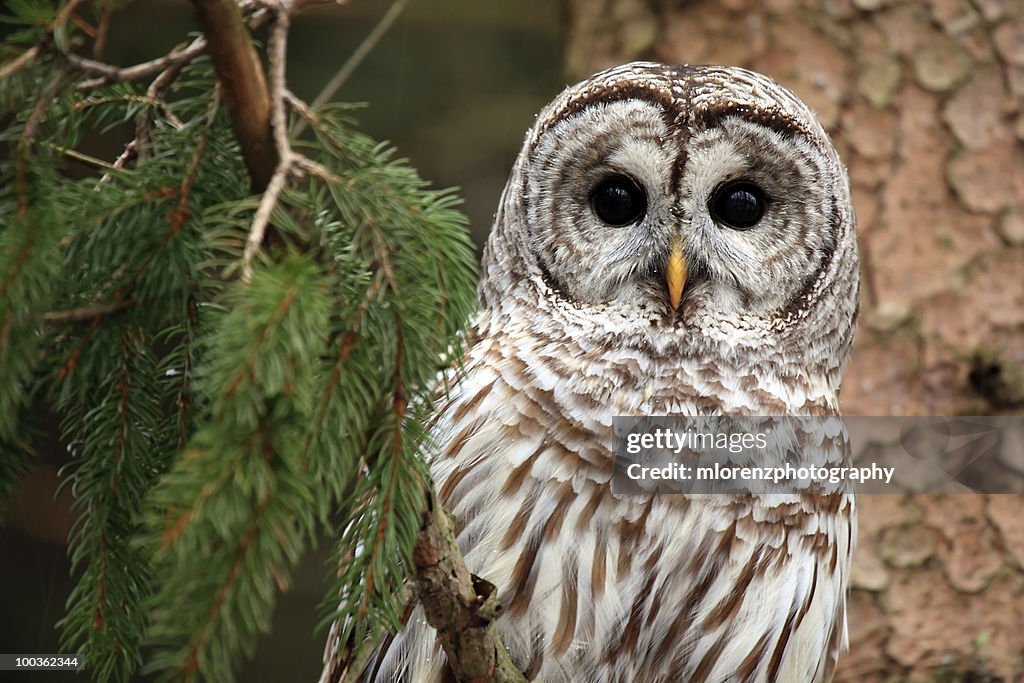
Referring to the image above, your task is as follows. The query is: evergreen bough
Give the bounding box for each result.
[0,1,479,680]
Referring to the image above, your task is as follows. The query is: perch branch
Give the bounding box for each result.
[412,490,527,683]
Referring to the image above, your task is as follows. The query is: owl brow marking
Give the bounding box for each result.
[697,101,814,143]
[531,85,678,157]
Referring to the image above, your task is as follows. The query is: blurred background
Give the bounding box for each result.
[3,0,1024,681]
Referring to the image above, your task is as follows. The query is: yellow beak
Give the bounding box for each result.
[665,240,687,310]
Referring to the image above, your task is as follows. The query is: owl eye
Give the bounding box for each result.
[590,175,647,226]
[709,181,767,230]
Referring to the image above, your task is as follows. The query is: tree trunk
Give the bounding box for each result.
[563,1,1024,680]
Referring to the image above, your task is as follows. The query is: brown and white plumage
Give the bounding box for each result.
[327,62,860,683]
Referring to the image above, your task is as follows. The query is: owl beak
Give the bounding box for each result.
[665,241,687,310]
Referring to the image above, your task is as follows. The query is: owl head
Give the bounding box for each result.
[480,62,860,382]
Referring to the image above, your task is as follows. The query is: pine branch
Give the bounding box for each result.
[58,327,162,683]
[171,88,221,233]
[2,3,488,681]
[104,51,194,175]
[15,73,67,215]
[0,164,64,509]
[146,254,332,682]
[190,0,277,191]
[46,84,242,681]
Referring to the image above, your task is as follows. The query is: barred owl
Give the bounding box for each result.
[325,62,860,683]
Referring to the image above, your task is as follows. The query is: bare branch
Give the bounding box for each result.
[241,164,292,283]
[101,45,196,182]
[296,155,344,185]
[267,4,293,159]
[72,37,207,92]
[292,0,406,138]
[43,142,120,170]
[0,45,40,81]
[313,0,406,109]
[93,3,111,58]
[241,7,295,283]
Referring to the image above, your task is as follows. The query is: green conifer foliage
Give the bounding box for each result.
[0,2,478,680]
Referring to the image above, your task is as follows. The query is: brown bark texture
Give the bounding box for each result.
[191,0,278,192]
[413,492,528,683]
[563,0,1024,681]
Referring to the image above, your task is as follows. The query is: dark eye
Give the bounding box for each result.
[591,175,647,226]
[709,181,767,230]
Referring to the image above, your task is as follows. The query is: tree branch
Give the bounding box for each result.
[291,0,406,138]
[311,0,405,110]
[190,0,278,191]
[43,300,137,324]
[240,5,295,282]
[72,36,207,92]
[15,73,68,215]
[0,45,40,81]
[0,0,88,81]
[412,490,527,683]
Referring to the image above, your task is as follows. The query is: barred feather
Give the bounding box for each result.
[324,62,859,683]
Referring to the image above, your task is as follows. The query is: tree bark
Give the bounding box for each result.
[190,0,278,192]
[563,1,1024,680]
[413,490,527,683]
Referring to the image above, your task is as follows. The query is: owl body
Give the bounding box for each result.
[332,62,859,683]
